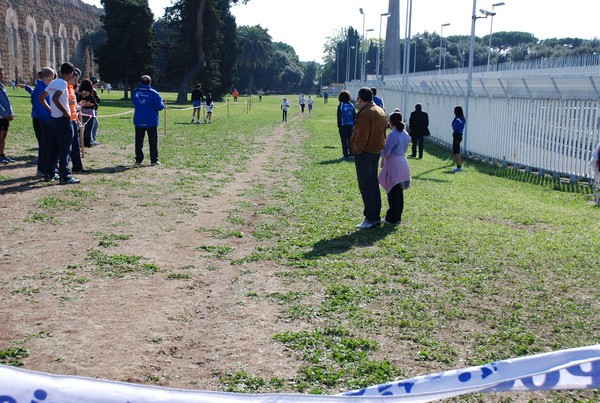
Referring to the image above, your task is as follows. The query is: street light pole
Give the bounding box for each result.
[439,22,450,73]
[365,28,374,81]
[377,12,391,82]
[336,44,339,84]
[486,2,505,71]
[346,31,351,85]
[354,38,360,81]
[413,37,420,73]
[359,8,365,82]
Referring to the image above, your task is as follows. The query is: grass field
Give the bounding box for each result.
[1,88,599,402]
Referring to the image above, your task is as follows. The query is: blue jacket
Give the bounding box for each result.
[31,80,51,122]
[452,117,465,135]
[132,84,164,128]
[0,83,13,119]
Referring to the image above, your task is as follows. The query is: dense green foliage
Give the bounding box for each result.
[97,0,156,98]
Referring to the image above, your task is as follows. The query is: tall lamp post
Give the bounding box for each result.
[354,38,360,81]
[485,2,505,71]
[364,28,374,81]
[438,22,450,72]
[377,12,391,81]
[347,44,355,84]
[359,8,365,82]
[336,44,339,83]
[413,37,420,73]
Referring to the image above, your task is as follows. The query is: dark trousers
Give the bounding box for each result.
[32,118,42,147]
[135,126,159,163]
[282,110,287,122]
[354,152,381,223]
[48,116,74,180]
[37,120,51,174]
[339,125,353,158]
[411,135,424,157]
[385,183,404,224]
[70,121,83,171]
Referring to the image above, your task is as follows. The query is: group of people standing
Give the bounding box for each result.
[0,62,102,184]
[337,86,467,229]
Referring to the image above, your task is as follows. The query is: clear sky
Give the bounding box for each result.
[81,0,600,63]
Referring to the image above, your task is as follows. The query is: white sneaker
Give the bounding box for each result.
[356,219,380,229]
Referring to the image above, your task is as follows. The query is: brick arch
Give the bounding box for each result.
[71,25,85,68]
[5,7,21,80]
[58,23,68,63]
[43,19,55,68]
[26,15,39,77]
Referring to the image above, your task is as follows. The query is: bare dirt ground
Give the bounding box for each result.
[0,119,308,391]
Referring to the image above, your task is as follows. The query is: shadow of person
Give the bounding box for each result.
[303,225,395,259]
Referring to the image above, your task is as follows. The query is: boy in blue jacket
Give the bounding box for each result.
[0,66,15,164]
[132,75,165,166]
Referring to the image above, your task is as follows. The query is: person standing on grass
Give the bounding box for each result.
[379,112,411,225]
[308,95,314,114]
[204,93,214,124]
[451,105,466,173]
[337,90,356,160]
[32,67,55,176]
[371,87,385,112]
[38,62,79,184]
[232,88,239,102]
[281,97,289,122]
[190,83,204,124]
[299,93,306,114]
[350,87,387,229]
[408,103,430,159]
[0,66,16,164]
[132,75,165,167]
[78,78,101,147]
[67,68,84,174]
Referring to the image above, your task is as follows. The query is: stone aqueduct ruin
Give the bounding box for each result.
[0,0,102,84]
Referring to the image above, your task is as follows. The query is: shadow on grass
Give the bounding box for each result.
[0,164,133,194]
[423,140,595,194]
[304,225,396,258]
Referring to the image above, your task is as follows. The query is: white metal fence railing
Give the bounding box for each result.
[347,58,600,183]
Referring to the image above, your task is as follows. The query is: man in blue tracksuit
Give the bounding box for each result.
[132,75,165,166]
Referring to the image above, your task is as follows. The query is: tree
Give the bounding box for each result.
[163,0,245,103]
[97,0,156,99]
[237,25,274,93]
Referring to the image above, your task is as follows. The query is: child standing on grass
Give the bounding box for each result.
[281,98,289,122]
[204,93,214,124]
[378,111,411,225]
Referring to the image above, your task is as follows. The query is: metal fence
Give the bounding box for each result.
[347,56,600,182]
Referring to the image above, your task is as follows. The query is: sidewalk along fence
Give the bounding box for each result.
[349,62,600,185]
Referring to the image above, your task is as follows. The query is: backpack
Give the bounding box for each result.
[341,103,355,126]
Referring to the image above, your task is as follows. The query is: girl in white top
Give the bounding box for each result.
[204,93,214,123]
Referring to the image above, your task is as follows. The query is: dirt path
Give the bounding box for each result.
[0,117,306,390]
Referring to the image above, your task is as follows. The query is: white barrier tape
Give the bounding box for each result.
[342,344,600,400]
[97,110,134,118]
[0,345,598,402]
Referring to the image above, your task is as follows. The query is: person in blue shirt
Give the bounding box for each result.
[31,67,55,176]
[336,90,356,160]
[451,105,466,172]
[0,66,15,164]
[132,75,165,166]
[371,87,385,111]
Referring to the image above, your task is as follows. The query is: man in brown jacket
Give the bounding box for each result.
[350,87,388,229]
